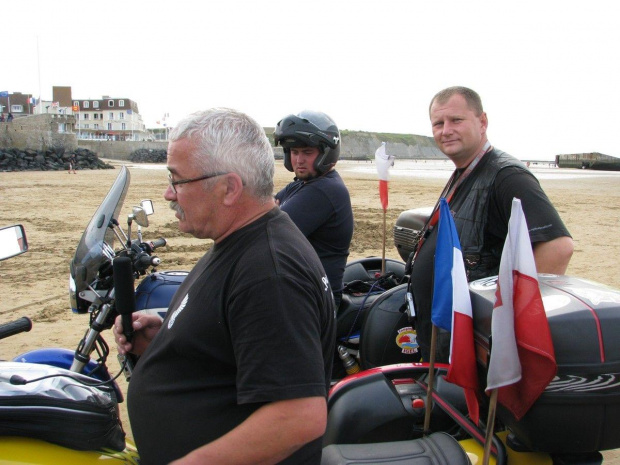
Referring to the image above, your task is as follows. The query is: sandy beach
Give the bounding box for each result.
[1,160,619,461]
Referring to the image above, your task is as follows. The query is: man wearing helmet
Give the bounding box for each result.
[274,111,354,309]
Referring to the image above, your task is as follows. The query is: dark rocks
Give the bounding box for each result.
[0,147,114,171]
[129,148,167,163]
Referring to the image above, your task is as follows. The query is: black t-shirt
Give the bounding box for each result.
[275,170,354,293]
[127,208,336,465]
[410,157,571,363]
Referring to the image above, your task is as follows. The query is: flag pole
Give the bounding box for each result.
[381,208,386,274]
[423,325,438,434]
[375,141,393,277]
[37,35,42,109]
[482,388,499,465]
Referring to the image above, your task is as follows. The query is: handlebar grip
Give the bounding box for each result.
[149,238,167,249]
[0,317,32,341]
[136,254,160,270]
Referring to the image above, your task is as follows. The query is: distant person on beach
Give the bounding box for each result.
[274,110,354,309]
[114,108,335,465]
[7,113,13,122]
[68,154,77,174]
[0,114,4,122]
[409,86,574,363]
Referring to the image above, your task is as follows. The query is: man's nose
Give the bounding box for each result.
[164,184,176,200]
[443,120,457,135]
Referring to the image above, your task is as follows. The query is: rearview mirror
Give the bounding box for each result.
[132,206,149,228]
[0,225,28,261]
[140,199,154,216]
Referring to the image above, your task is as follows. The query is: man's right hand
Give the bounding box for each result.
[113,313,163,356]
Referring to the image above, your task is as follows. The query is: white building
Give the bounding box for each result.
[73,96,151,141]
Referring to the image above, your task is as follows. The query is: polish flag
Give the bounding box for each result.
[375,142,394,211]
[486,198,557,420]
[431,198,479,425]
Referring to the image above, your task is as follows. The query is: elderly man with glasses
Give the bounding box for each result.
[114,108,336,465]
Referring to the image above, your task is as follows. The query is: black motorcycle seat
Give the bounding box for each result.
[320,432,470,465]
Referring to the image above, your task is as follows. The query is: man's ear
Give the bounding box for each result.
[480,112,488,134]
[222,173,245,206]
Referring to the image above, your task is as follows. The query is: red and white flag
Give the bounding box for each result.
[375,142,395,211]
[486,198,557,420]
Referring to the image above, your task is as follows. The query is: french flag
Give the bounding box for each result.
[431,198,479,425]
[486,198,557,420]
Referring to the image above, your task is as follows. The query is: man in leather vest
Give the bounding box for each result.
[410,86,574,363]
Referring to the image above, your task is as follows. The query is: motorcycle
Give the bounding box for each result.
[322,277,620,463]
[317,208,620,464]
[0,227,139,462]
[0,166,177,463]
[14,165,182,380]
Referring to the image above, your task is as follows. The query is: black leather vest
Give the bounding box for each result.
[450,149,528,281]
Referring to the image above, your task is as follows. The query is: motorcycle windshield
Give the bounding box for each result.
[70,166,130,302]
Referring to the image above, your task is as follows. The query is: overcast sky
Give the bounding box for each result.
[3,0,619,160]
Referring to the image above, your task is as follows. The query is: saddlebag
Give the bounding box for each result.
[470,275,620,453]
[359,284,422,369]
[0,362,126,452]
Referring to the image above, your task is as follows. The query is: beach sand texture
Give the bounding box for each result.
[1,160,619,461]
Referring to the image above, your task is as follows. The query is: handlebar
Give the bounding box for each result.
[0,317,33,341]
[149,238,167,250]
[125,238,167,272]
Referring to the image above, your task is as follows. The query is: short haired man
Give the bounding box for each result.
[114,108,336,464]
[410,86,573,363]
[274,110,354,309]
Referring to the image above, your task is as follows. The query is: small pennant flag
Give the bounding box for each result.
[375,142,395,211]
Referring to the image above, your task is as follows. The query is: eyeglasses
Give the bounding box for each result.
[168,172,228,194]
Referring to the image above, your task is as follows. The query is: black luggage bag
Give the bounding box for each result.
[470,275,620,453]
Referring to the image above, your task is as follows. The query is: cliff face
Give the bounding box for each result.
[340,131,445,160]
[267,128,446,160]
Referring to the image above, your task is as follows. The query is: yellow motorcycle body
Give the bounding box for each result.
[0,437,139,465]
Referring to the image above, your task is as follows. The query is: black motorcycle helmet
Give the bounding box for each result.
[274,110,341,174]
